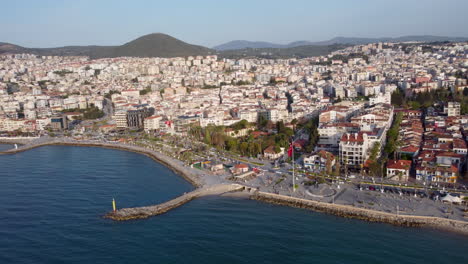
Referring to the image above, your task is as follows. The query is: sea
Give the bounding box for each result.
[0,145,466,263]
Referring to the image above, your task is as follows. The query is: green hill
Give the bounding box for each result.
[0,33,214,58]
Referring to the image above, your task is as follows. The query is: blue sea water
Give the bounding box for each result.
[0,145,467,264]
[0,144,13,151]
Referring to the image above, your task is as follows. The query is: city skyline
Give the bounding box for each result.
[2,0,468,48]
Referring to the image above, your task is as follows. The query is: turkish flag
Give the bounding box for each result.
[287,144,293,157]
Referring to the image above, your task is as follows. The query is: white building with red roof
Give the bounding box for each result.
[386,160,412,181]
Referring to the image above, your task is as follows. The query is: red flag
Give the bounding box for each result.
[287,144,293,157]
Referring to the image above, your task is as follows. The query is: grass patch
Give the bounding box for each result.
[275,178,285,185]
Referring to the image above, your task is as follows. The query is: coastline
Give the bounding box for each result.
[252,191,468,235]
[0,139,202,187]
[1,139,468,235]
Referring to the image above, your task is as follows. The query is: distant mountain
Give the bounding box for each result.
[4,34,467,59]
[218,44,349,59]
[214,35,468,50]
[312,35,468,45]
[0,42,28,54]
[213,40,314,50]
[0,33,213,58]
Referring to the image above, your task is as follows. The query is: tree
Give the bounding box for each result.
[226,138,239,152]
[139,86,152,95]
[291,118,298,131]
[204,130,211,145]
[369,161,381,178]
[253,142,262,156]
[240,142,249,155]
[463,87,468,97]
[231,119,248,130]
[212,132,225,149]
[391,89,405,106]
[369,142,381,162]
[257,115,268,129]
[248,143,258,156]
[276,121,286,133]
[333,158,341,177]
[325,156,333,175]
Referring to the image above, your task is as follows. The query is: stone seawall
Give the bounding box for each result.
[105,184,244,221]
[252,191,468,235]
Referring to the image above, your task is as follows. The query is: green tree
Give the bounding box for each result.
[204,130,212,145]
[240,142,249,155]
[226,138,239,152]
[391,89,405,106]
[463,87,468,97]
[257,115,268,129]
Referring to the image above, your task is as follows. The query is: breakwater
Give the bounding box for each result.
[252,191,468,235]
[105,184,244,220]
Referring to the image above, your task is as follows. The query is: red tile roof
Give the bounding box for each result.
[340,132,364,143]
[387,160,412,170]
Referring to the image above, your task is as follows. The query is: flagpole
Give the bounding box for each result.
[292,142,295,192]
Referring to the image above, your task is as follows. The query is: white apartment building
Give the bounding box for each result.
[369,92,391,106]
[266,109,289,122]
[238,110,258,123]
[200,116,223,127]
[339,132,371,170]
[351,103,394,131]
[316,122,360,153]
[113,111,128,128]
[144,115,162,132]
[445,102,461,116]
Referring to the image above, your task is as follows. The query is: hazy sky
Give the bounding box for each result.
[2,0,468,48]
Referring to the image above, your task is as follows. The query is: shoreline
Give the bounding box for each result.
[251,191,468,235]
[1,139,468,235]
[0,139,202,187]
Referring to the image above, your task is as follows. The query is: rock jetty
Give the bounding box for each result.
[105,184,244,221]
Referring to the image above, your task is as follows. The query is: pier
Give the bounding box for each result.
[105,184,245,221]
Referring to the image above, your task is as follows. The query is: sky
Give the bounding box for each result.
[2,0,468,48]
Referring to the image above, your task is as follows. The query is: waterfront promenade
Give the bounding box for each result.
[253,191,468,235]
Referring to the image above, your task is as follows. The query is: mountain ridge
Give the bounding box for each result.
[2,33,467,59]
[213,35,468,50]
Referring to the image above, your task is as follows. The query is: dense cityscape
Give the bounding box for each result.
[1,41,468,221]
[4,0,468,262]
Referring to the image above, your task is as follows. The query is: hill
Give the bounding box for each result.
[218,44,349,59]
[104,33,212,58]
[214,40,313,51]
[214,35,468,51]
[0,33,214,58]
